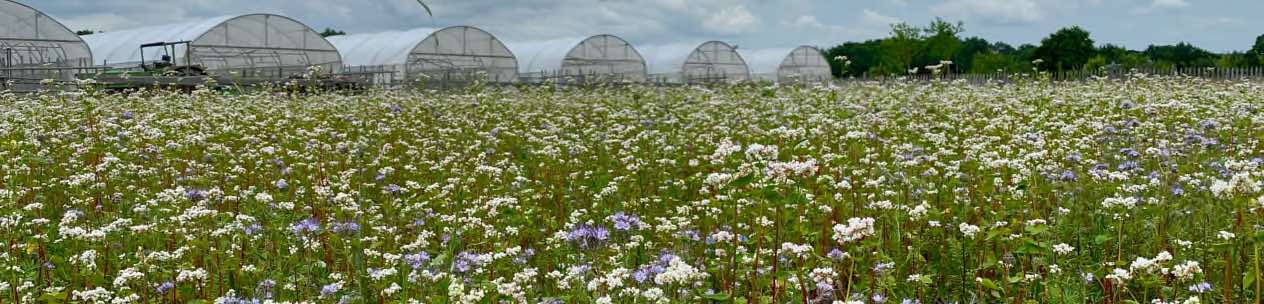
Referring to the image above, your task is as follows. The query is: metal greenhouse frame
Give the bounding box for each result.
[682,41,750,83]
[332,26,519,84]
[84,14,342,79]
[513,34,648,83]
[0,0,93,81]
[777,46,832,83]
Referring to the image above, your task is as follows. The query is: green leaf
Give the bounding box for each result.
[703,292,731,301]
[1245,271,1256,289]
[1254,230,1264,243]
[730,174,755,188]
[979,277,1001,290]
[1094,234,1112,245]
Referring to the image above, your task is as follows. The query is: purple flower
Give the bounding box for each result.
[1058,170,1078,182]
[453,252,483,274]
[828,248,847,261]
[566,225,610,249]
[384,184,401,194]
[1189,281,1212,293]
[513,248,535,265]
[608,212,643,231]
[872,293,887,303]
[404,252,431,269]
[256,279,275,299]
[678,229,701,242]
[1171,184,1185,196]
[1119,148,1140,158]
[319,283,339,297]
[243,223,263,235]
[184,188,207,202]
[331,221,360,234]
[156,281,175,294]
[291,218,321,235]
[274,179,288,190]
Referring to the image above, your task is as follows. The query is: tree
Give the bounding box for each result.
[319,28,346,38]
[1250,34,1264,66]
[1032,26,1095,72]
[880,22,923,74]
[825,40,883,77]
[1144,42,1215,68]
[921,18,965,64]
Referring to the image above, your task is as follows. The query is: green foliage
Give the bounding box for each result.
[1033,26,1096,72]
[318,27,346,38]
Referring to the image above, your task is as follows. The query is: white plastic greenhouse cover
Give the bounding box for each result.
[84,14,342,78]
[330,26,518,83]
[512,34,647,82]
[0,0,92,80]
[682,41,750,83]
[777,46,832,83]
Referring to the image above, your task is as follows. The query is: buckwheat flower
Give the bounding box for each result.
[832,217,876,244]
[1172,261,1202,281]
[1189,281,1212,293]
[254,192,273,204]
[959,223,981,238]
[1217,231,1235,240]
[1053,243,1075,255]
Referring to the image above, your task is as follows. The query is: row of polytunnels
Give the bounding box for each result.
[0,0,833,85]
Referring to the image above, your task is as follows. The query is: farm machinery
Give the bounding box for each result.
[81,41,370,93]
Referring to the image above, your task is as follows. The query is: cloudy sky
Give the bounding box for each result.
[34,0,1264,53]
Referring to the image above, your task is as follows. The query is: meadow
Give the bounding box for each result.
[1,76,1263,304]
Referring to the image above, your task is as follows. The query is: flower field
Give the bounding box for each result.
[3,77,1264,304]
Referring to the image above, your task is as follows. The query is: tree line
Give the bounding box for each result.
[824,18,1264,77]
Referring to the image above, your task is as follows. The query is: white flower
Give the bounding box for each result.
[1217,231,1235,240]
[959,223,981,238]
[1171,261,1202,281]
[654,257,707,285]
[1053,243,1075,255]
[832,217,876,244]
[1105,268,1131,283]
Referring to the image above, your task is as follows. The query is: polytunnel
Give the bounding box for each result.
[511,34,647,82]
[641,41,750,83]
[0,0,93,81]
[777,46,832,83]
[84,14,342,78]
[329,26,519,83]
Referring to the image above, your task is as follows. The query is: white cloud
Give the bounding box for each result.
[933,0,1043,25]
[1151,0,1190,9]
[860,9,900,27]
[701,5,759,34]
